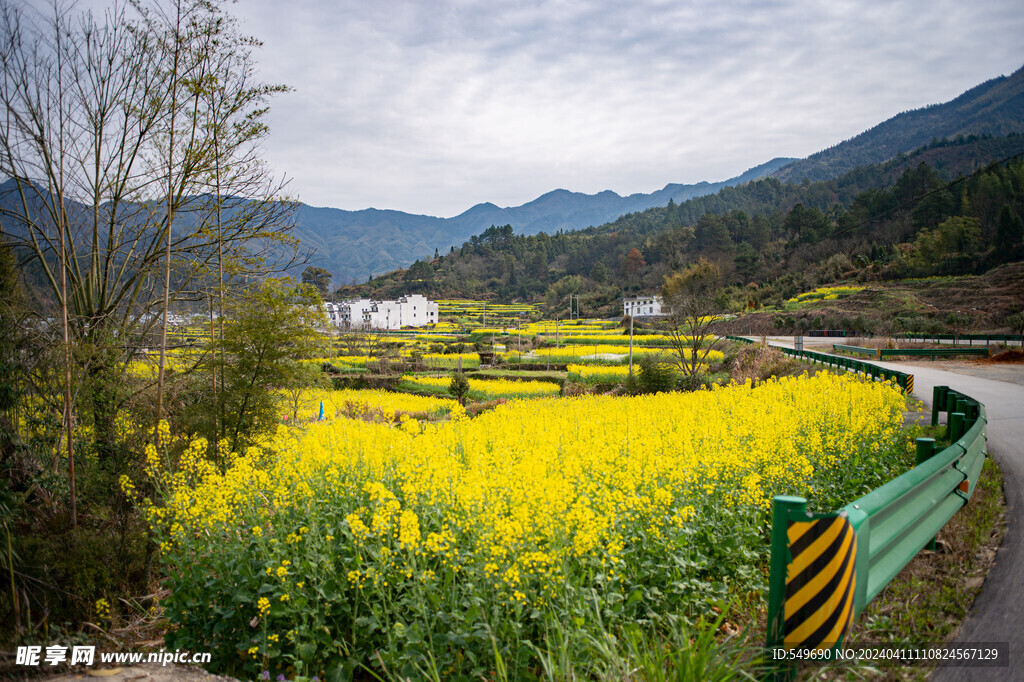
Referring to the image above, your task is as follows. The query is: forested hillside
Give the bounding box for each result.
[337,135,1024,319]
[772,65,1024,183]
[291,158,794,284]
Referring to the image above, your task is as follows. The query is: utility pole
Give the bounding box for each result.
[629,315,634,377]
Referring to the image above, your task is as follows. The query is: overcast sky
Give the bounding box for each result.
[229,0,1024,218]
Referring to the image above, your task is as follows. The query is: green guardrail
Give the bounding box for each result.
[831,344,878,358]
[879,347,990,359]
[765,384,987,668]
[830,344,991,360]
[897,333,1023,345]
[724,336,914,394]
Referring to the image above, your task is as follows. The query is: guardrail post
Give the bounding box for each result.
[916,438,938,550]
[955,398,967,422]
[767,496,807,680]
[932,386,948,426]
[949,412,966,442]
[916,437,936,463]
[767,496,807,646]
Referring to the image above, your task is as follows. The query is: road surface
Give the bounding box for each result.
[878,359,1024,681]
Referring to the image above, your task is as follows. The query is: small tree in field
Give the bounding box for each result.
[188,279,325,455]
[946,311,973,342]
[283,361,328,422]
[450,371,471,406]
[337,323,388,358]
[662,259,722,387]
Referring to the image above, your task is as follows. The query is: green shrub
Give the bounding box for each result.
[636,355,677,394]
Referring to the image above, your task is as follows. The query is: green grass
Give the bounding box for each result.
[470,369,568,380]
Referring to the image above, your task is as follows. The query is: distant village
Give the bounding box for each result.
[323,294,438,330]
[322,293,666,330]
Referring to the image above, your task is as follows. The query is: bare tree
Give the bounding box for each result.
[0,0,296,480]
[336,321,389,358]
[662,258,723,387]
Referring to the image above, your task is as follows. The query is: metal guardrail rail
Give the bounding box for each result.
[724,336,914,394]
[830,343,990,360]
[897,333,1023,345]
[831,344,878,357]
[765,384,987,666]
[880,347,990,359]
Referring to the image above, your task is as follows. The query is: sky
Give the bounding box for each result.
[228,0,1024,218]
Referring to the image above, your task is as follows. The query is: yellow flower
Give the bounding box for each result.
[148,371,905,644]
[398,510,421,549]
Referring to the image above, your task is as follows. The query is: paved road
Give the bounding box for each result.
[876,360,1024,681]
[753,337,1024,679]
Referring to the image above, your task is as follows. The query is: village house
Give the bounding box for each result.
[324,294,438,330]
[622,294,665,318]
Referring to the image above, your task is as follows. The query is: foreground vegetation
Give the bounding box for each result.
[140,373,907,679]
[0,2,1015,677]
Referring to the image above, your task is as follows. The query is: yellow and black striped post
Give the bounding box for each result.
[783,515,857,650]
[767,497,858,669]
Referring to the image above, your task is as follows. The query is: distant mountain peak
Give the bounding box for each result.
[461,201,499,214]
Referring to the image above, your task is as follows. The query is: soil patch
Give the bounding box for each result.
[985,348,1024,363]
[0,662,237,682]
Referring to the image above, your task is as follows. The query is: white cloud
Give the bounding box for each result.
[231,0,1024,216]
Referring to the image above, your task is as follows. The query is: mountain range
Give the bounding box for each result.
[771,65,1024,183]
[5,65,1023,287]
[299,65,1024,284]
[294,157,795,284]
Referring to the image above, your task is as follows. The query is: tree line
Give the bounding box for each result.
[339,135,1024,320]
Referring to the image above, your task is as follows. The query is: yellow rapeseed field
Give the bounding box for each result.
[399,374,561,399]
[290,388,463,422]
[143,372,906,678]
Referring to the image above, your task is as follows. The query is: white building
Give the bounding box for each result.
[326,294,438,330]
[363,294,438,330]
[323,302,344,326]
[623,295,665,318]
